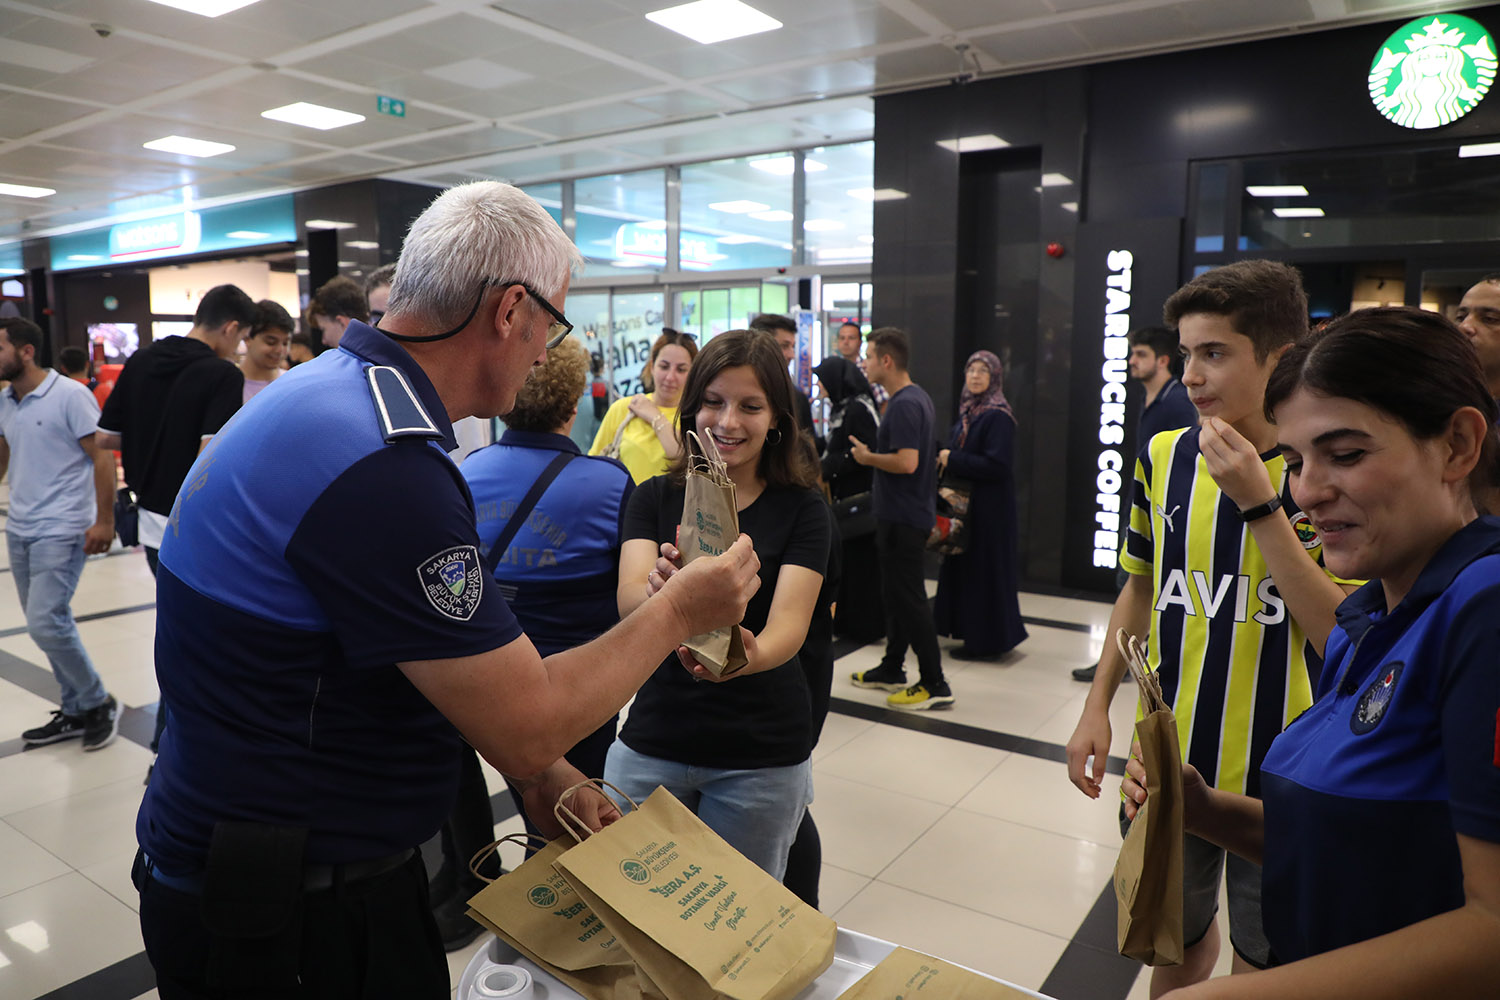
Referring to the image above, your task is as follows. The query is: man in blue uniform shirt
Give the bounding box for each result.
[132,181,761,999]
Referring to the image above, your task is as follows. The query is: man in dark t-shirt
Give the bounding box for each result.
[846,327,951,710]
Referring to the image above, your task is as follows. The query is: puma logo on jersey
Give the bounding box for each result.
[1156,503,1181,533]
[1153,568,1285,624]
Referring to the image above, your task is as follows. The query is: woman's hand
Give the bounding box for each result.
[936,448,951,474]
[628,394,662,424]
[646,541,683,598]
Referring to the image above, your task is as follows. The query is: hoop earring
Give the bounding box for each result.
[766,427,782,445]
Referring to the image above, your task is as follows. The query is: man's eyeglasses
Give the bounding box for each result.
[382,278,573,347]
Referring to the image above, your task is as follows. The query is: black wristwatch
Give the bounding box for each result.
[1237,494,1283,523]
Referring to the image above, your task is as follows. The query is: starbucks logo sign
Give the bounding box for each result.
[1369,14,1496,129]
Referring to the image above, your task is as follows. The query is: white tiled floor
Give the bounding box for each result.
[0,539,1245,1000]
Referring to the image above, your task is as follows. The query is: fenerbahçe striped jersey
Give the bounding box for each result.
[1119,426,1350,798]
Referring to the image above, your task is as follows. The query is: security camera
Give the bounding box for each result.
[91,23,113,38]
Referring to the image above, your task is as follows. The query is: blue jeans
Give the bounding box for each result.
[7,534,108,717]
[603,741,812,882]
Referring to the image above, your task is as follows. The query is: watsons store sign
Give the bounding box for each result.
[1369,13,1496,129]
[1091,250,1133,569]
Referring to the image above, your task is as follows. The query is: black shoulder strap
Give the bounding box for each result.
[485,451,575,575]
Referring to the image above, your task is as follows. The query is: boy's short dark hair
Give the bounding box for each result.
[1163,260,1308,361]
[749,313,796,336]
[313,275,370,323]
[0,316,43,355]
[365,263,396,297]
[59,345,89,374]
[251,299,295,337]
[867,326,910,371]
[1128,326,1177,359]
[194,284,258,332]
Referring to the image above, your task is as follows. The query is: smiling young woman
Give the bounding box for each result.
[1125,306,1500,1000]
[608,329,831,882]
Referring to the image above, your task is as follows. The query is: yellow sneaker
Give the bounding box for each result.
[886,683,955,711]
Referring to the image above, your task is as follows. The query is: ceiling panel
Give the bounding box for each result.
[870,44,985,85]
[0,93,100,140]
[389,125,545,161]
[908,0,1057,31]
[1068,6,1209,50]
[708,59,877,103]
[1180,0,1320,34]
[511,102,663,137]
[966,23,1095,66]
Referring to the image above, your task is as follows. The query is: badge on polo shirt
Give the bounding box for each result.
[1351,662,1403,734]
[418,544,483,621]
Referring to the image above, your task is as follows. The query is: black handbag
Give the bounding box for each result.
[831,490,875,540]
[927,475,972,555]
[114,487,139,548]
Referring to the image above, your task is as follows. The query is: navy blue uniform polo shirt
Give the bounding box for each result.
[1259,517,1500,963]
[137,321,522,872]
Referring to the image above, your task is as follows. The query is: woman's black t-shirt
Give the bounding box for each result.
[620,476,831,769]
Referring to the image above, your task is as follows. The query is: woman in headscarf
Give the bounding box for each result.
[813,355,884,643]
[933,350,1028,659]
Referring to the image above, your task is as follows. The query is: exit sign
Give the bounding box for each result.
[376,95,406,118]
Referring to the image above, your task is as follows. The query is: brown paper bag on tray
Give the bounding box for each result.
[465,834,660,1000]
[551,782,836,1000]
[837,947,1037,1000]
[1113,630,1185,967]
[677,430,747,677]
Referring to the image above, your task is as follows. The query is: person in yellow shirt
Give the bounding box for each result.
[591,329,696,483]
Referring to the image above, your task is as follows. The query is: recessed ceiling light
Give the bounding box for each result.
[748,156,827,176]
[748,209,793,222]
[1246,185,1309,196]
[67,254,104,261]
[226,230,271,240]
[1041,173,1073,187]
[709,200,770,214]
[645,0,782,45]
[803,219,844,232]
[305,219,357,230]
[846,188,908,202]
[143,135,236,157]
[1273,207,1324,218]
[261,102,365,131]
[143,0,264,15]
[345,240,379,249]
[0,181,56,198]
[935,134,1009,153]
[1459,142,1500,158]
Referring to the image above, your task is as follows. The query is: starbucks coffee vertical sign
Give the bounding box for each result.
[1369,14,1496,128]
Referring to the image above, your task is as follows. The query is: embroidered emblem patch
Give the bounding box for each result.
[1351,661,1403,735]
[1289,510,1320,550]
[417,545,483,621]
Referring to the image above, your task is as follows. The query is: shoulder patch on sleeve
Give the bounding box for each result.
[417,544,483,621]
[367,365,442,443]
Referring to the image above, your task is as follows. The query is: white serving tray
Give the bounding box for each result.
[458,927,1056,1000]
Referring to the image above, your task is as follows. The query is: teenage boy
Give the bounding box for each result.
[847,327,950,709]
[241,300,292,403]
[1065,260,1356,993]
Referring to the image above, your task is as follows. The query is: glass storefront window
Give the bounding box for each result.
[575,171,666,278]
[568,292,611,450]
[610,290,667,398]
[803,141,874,268]
[679,155,793,271]
[1192,164,1228,254]
[761,282,789,315]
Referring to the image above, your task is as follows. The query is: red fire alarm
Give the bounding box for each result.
[1046,242,1066,259]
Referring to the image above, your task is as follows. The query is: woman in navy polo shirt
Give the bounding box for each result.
[1124,307,1500,998]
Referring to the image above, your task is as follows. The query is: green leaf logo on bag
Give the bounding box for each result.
[528,885,558,908]
[620,859,652,884]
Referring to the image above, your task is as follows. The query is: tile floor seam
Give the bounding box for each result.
[865,801,954,885]
[945,802,1123,852]
[0,815,74,871]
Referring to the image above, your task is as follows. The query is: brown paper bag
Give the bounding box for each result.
[551,783,836,1000]
[1113,630,1185,966]
[677,430,747,677]
[838,947,1037,1000]
[465,835,661,1000]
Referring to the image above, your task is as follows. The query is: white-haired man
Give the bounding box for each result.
[132,182,761,997]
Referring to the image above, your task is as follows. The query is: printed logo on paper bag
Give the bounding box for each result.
[528,885,558,908]
[619,859,652,884]
[417,545,483,621]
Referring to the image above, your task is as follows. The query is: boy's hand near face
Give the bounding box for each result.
[1199,416,1278,511]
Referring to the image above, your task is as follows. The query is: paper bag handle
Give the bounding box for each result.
[1115,628,1167,713]
[553,779,641,844]
[467,833,550,884]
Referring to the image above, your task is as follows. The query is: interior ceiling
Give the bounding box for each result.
[0,0,1484,246]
